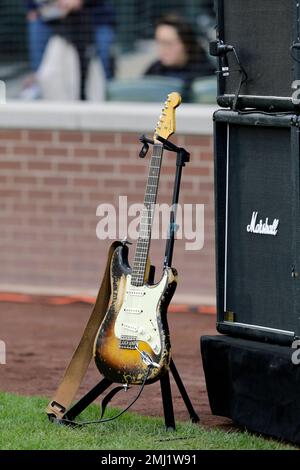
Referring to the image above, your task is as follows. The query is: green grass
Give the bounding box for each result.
[0,392,296,450]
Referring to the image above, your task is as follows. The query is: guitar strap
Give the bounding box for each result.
[46,240,122,420]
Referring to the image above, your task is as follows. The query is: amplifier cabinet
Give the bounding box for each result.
[215,0,300,111]
[214,110,300,344]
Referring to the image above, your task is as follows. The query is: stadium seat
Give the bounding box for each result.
[191,76,217,104]
[106,76,185,102]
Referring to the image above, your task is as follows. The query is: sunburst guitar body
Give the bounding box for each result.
[94,244,177,384]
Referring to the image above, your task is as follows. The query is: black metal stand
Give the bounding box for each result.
[154,135,199,429]
[50,136,199,430]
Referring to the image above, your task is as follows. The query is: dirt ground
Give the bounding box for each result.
[0,301,232,429]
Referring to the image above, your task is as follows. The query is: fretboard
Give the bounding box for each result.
[131,143,164,286]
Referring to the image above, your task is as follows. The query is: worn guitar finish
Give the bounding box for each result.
[94,244,177,384]
[94,92,181,385]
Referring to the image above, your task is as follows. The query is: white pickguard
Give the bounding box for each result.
[114,270,169,355]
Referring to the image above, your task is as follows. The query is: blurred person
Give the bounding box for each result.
[144,15,214,101]
[22,1,53,98]
[22,0,115,99]
[92,0,116,80]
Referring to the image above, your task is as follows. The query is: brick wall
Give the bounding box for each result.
[0,127,215,304]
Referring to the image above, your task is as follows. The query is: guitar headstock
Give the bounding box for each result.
[153,92,182,143]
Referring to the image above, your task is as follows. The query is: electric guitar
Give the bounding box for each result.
[93,92,182,385]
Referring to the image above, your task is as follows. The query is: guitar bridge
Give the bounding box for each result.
[120,335,137,350]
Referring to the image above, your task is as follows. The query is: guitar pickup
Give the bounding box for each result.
[126,290,146,297]
[121,323,138,333]
[123,307,143,314]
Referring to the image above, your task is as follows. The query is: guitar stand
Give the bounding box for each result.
[50,136,199,430]
[141,134,200,429]
[59,358,199,430]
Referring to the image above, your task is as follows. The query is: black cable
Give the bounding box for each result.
[232,47,248,84]
[290,0,300,64]
[290,45,300,64]
[232,47,248,111]
[57,366,152,427]
[232,73,243,111]
[297,0,300,41]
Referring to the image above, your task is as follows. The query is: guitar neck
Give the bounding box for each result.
[131,143,164,286]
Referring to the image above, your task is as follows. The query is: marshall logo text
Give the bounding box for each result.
[247,211,279,236]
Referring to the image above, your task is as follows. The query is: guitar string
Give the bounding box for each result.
[131,143,164,285]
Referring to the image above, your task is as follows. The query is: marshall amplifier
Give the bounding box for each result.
[214,110,300,345]
[213,0,300,111]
